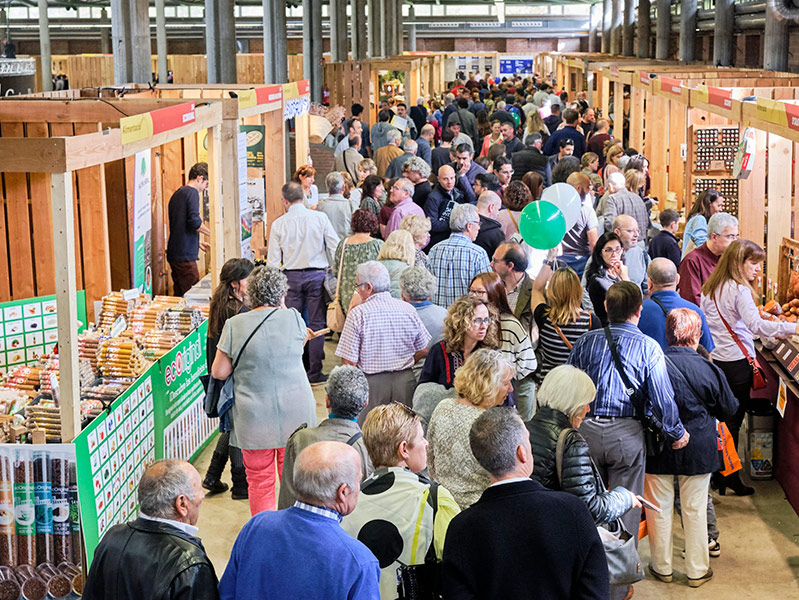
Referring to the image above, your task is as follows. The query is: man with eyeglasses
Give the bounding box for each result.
[492,157,513,197]
[385,178,426,236]
[679,212,739,306]
[613,214,650,296]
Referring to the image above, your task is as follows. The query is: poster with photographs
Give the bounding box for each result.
[0,443,83,598]
[0,293,87,377]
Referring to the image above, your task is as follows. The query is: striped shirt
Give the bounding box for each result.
[533,305,598,384]
[499,314,537,380]
[567,322,685,441]
[429,233,492,308]
[293,501,342,523]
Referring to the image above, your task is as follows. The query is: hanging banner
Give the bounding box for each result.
[239,125,265,168]
[238,133,253,260]
[133,150,152,295]
[120,102,196,145]
[282,81,311,121]
[660,76,683,96]
[707,86,732,111]
[639,72,651,85]
[785,102,799,132]
[247,178,266,223]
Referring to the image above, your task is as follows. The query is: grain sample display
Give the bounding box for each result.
[0,457,15,568]
[12,455,35,566]
[35,562,70,599]
[50,457,70,565]
[0,566,20,600]
[67,463,80,567]
[14,564,46,600]
[32,454,52,565]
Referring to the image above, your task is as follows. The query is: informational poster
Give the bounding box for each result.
[238,133,253,260]
[777,378,788,418]
[196,130,209,163]
[239,125,265,168]
[74,321,215,566]
[247,178,266,223]
[0,293,87,377]
[499,58,534,75]
[133,150,152,295]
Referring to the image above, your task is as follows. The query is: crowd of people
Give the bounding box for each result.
[91,71,794,600]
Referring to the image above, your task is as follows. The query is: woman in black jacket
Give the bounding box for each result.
[527,364,638,524]
[644,308,738,589]
[202,258,254,499]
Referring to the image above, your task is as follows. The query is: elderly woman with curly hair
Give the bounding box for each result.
[419,295,500,388]
[377,229,417,299]
[399,214,432,270]
[211,265,317,515]
[333,209,383,314]
[427,348,515,509]
[496,180,532,240]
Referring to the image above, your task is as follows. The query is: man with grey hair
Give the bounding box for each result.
[613,214,650,295]
[401,266,448,376]
[442,92,457,129]
[219,442,380,599]
[375,128,404,177]
[512,131,549,182]
[278,366,374,509]
[385,177,425,235]
[267,181,340,385]
[679,212,739,305]
[336,261,431,422]
[429,203,491,307]
[402,155,433,208]
[84,460,219,599]
[602,171,649,241]
[318,171,358,241]
[416,123,435,165]
[442,407,609,598]
[474,191,504,258]
[385,138,418,179]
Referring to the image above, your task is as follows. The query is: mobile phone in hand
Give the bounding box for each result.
[637,495,662,513]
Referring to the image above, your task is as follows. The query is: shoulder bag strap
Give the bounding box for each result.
[507,208,519,230]
[602,326,637,399]
[712,295,755,365]
[345,431,362,446]
[232,309,277,371]
[440,341,453,385]
[555,427,574,488]
[334,243,347,300]
[550,318,573,350]
[651,295,669,317]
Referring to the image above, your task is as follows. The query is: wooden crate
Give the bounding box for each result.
[777,238,799,305]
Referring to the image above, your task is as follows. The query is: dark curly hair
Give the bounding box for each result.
[503,180,533,211]
[351,209,379,234]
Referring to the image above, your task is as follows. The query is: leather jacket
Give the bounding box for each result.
[527,407,633,525]
[84,518,219,600]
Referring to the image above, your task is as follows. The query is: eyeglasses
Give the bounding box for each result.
[618,227,639,234]
[714,233,740,240]
[355,282,369,288]
[468,288,488,296]
[468,220,481,228]
[472,317,494,327]
[602,246,624,255]
[490,256,507,264]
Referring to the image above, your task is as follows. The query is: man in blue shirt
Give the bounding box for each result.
[568,281,689,543]
[219,441,380,600]
[638,258,715,352]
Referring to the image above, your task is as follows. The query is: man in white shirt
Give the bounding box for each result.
[267,182,340,385]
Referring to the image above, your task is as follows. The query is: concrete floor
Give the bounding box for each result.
[193,341,799,598]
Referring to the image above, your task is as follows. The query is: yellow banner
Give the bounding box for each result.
[282,82,300,101]
[196,130,208,163]
[756,97,788,127]
[237,89,257,110]
[695,84,709,104]
[120,113,154,145]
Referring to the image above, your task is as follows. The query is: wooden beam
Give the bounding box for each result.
[264,110,287,240]
[739,127,767,248]
[294,109,310,170]
[51,171,80,442]
[0,137,66,173]
[0,98,194,124]
[767,134,792,285]
[206,124,224,289]
[220,116,240,262]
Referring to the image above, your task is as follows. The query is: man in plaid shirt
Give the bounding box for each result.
[429,203,492,307]
[336,261,431,424]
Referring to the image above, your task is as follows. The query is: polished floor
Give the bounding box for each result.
[193,340,799,598]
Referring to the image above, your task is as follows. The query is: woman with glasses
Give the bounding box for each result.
[468,272,537,420]
[584,232,628,326]
[419,295,500,388]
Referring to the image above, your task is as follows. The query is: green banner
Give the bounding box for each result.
[240,125,265,168]
[0,292,87,377]
[73,320,212,567]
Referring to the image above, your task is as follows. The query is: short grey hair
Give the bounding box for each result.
[402,138,418,153]
[294,442,361,506]
[707,212,738,236]
[395,177,415,197]
[496,101,506,110]
[138,460,198,519]
[400,266,437,301]
[469,407,528,477]
[387,129,402,144]
[326,366,369,419]
[647,257,677,287]
[356,261,390,293]
[326,171,344,194]
[402,156,431,179]
[608,171,626,189]
[247,265,288,308]
[536,364,596,418]
[450,202,479,233]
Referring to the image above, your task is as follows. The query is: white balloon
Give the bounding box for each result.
[541,183,581,230]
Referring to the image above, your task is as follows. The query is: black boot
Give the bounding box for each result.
[716,471,754,496]
[203,451,230,494]
[230,466,249,500]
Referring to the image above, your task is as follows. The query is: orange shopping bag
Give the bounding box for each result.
[718,421,742,476]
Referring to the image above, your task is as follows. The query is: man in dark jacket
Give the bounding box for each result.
[443,408,610,599]
[424,165,475,247]
[84,460,218,600]
[499,121,524,155]
[409,97,428,137]
[543,108,587,158]
[455,97,480,149]
[474,191,505,259]
[431,129,456,174]
[511,132,549,182]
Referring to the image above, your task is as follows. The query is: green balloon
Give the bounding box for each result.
[518,200,567,250]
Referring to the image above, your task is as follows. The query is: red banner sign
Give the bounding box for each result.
[150,102,196,135]
[785,103,799,131]
[707,86,733,110]
[660,76,682,96]
[297,80,311,96]
[639,72,650,85]
[610,66,620,76]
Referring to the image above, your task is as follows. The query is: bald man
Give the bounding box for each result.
[474,191,504,258]
[614,214,649,295]
[220,442,379,600]
[416,123,435,165]
[424,164,476,248]
[638,257,715,352]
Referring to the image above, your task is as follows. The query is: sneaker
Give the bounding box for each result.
[648,564,673,583]
[708,539,721,557]
[308,373,328,386]
[688,567,713,588]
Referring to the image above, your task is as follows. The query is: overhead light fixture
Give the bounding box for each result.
[495,0,505,24]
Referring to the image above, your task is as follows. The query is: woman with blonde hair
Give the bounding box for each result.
[581,151,602,191]
[292,164,318,208]
[602,144,624,189]
[399,214,432,270]
[377,229,416,298]
[625,169,647,198]
[358,158,378,183]
[340,171,362,206]
[419,295,500,388]
[531,266,600,384]
[524,110,550,145]
[427,348,515,508]
[701,240,799,495]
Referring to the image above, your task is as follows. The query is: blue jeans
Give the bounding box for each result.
[284,270,326,378]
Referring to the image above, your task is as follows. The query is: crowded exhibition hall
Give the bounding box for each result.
[2,0,799,597]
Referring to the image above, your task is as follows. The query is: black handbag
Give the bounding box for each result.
[555,428,644,586]
[203,309,277,425]
[602,326,664,457]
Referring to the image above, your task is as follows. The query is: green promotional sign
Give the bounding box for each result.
[0,292,87,377]
[240,125,265,168]
[73,320,213,566]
